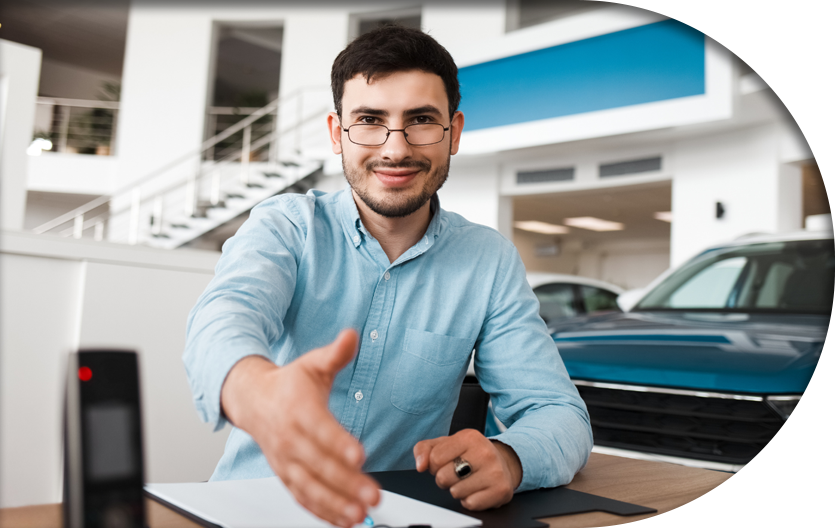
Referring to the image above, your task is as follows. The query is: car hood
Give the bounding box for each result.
[549,311,828,394]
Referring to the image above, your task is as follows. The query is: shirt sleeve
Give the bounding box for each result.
[474,242,593,492]
[183,196,308,431]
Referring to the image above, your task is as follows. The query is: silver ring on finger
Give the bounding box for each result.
[453,456,472,480]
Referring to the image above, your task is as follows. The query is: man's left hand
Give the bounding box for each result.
[413,429,523,510]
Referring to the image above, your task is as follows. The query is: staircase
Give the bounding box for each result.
[145,159,323,249]
[32,87,333,249]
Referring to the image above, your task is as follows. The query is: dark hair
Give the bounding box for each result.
[331,25,461,120]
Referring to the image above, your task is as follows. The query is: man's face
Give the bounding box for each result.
[328,70,464,218]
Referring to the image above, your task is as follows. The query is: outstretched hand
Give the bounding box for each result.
[221,329,380,528]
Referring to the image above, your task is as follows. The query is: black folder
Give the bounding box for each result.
[370,470,657,528]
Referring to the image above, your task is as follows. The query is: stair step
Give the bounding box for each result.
[140,159,324,249]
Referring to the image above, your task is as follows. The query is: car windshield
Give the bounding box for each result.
[635,239,835,314]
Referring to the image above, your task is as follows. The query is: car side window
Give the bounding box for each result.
[581,286,620,314]
[533,283,578,324]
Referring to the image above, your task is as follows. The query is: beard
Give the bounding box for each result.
[343,155,450,218]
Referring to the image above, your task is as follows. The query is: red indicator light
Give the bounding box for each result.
[78,366,93,382]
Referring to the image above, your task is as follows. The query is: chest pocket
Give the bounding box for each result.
[390,328,473,415]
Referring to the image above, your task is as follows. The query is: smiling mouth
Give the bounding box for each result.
[374,168,420,177]
[373,169,421,188]
[367,161,430,188]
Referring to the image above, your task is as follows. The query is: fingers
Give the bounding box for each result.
[297,399,366,468]
[270,409,380,527]
[416,429,516,511]
[434,457,475,490]
[290,431,380,508]
[426,429,481,474]
[281,462,367,528]
[413,437,444,472]
[459,486,513,511]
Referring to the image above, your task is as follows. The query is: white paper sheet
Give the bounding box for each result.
[146,477,481,528]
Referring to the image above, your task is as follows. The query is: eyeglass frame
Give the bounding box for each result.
[340,122,451,147]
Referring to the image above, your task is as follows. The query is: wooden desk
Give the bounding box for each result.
[0,453,731,528]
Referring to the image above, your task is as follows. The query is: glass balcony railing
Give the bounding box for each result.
[31,97,120,156]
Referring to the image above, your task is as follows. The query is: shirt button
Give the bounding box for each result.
[370,330,378,340]
[353,235,360,244]
[384,271,391,281]
[354,391,363,401]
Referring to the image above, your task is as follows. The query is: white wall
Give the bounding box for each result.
[671,123,802,265]
[77,261,225,485]
[37,58,120,100]
[0,232,225,507]
[422,1,506,49]
[28,152,118,196]
[514,231,670,289]
[0,39,42,231]
[438,157,510,235]
[0,253,83,508]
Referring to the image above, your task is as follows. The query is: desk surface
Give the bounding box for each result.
[0,453,731,528]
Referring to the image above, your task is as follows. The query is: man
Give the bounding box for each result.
[184,25,592,528]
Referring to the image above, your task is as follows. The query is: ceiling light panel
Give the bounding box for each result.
[513,221,570,235]
[563,217,625,231]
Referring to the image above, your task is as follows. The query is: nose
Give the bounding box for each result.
[378,128,412,162]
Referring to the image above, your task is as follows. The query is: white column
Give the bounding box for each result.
[110,6,215,240]
[0,40,42,231]
[670,123,804,266]
[116,7,214,192]
[438,158,507,232]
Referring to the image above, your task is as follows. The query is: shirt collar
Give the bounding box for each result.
[339,188,443,250]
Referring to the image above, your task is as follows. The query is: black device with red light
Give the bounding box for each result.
[63,350,146,528]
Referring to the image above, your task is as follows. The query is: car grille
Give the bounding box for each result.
[575,382,787,465]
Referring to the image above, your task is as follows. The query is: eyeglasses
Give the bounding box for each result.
[342,123,450,146]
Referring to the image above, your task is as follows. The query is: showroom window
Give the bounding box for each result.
[506,0,609,32]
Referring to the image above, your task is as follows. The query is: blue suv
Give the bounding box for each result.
[549,233,835,486]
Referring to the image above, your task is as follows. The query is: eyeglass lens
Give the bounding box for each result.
[348,124,445,146]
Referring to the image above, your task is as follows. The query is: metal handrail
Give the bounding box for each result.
[207,106,265,115]
[99,105,330,222]
[33,85,328,235]
[37,97,120,110]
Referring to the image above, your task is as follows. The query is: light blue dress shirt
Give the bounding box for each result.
[184,188,592,491]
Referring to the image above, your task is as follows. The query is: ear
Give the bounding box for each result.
[327,112,343,155]
[449,111,465,155]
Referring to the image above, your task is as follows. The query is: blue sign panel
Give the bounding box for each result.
[458,19,706,131]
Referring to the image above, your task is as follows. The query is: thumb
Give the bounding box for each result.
[306,328,359,381]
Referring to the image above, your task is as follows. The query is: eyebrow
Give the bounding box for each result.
[403,105,443,118]
[349,106,388,117]
[348,105,444,119]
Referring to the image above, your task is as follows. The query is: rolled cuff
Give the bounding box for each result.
[191,340,271,432]
[487,429,548,492]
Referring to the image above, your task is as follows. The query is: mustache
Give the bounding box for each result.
[365,159,431,172]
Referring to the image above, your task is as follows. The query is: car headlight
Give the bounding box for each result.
[768,395,835,439]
